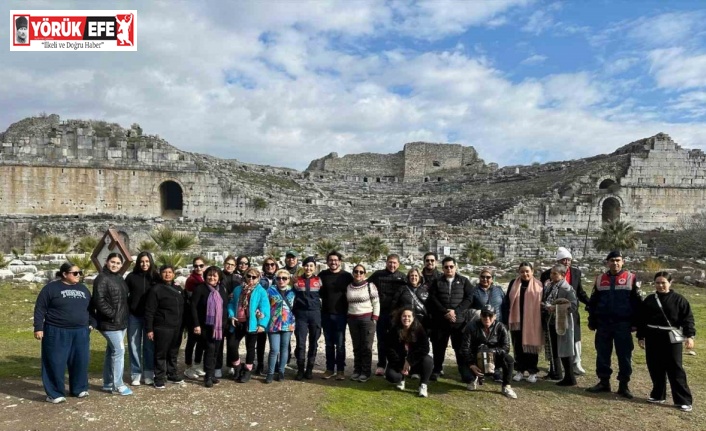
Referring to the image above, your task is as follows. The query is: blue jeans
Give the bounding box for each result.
[41,324,90,399]
[267,331,293,375]
[322,313,347,372]
[101,329,127,390]
[128,314,154,380]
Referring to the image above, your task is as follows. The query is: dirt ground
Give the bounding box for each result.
[0,372,338,431]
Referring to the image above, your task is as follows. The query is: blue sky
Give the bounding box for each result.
[2,0,706,170]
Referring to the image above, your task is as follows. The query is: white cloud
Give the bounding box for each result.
[648,48,706,90]
[669,91,706,118]
[521,54,547,65]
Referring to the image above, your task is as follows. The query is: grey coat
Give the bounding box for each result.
[542,279,577,358]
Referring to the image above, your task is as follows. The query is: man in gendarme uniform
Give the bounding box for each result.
[586,250,642,399]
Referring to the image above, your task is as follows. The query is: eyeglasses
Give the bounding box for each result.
[479,276,492,279]
[443,265,455,269]
[195,264,205,268]
[67,271,83,276]
[352,270,366,275]
[225,262,236,267]
[275,276,290,281]
[481,314,494,319]
[245,275,259,280]
[264,263,276,267]
[238,261,249,266]
[425,259,435,263]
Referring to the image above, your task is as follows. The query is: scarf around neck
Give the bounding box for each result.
[508,276,544,354]
[205,284,223,340]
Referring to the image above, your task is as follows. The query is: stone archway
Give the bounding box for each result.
[159,180,183,218]
[602,197,620,223]
[599,179,616,189]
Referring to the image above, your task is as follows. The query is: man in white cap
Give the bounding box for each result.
[540,247,589,376]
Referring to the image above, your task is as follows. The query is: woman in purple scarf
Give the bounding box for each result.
[190,266,228,388]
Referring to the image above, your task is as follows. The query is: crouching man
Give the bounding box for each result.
[460,304,517,399]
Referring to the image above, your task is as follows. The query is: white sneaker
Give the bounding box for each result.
[215,369,223,379]
[679,405,693,412]
[410,374,420,380]
[527,374,538,383]
[46,396,66,404]
[144,377,154,385]
[647,397,666,404]
[418,383,428,398]
[396,380,405,390]
[196,367,206,377]
[467,377,477,391]
[77,391,89,398]
[512,371,523,382]
[350,373,361,381]
[502,385,518,399]
[184,367,199,380]
[228,367,236,376]
[131,377,141,386]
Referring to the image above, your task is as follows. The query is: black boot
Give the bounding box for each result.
[295,362,305,381]
[617,382,633,399]
[232,364,242,381]
[304,363,314,380]
[237,368,252,383]
[586,379,611,393]
[557,357,576,386]
[255,363,264,376]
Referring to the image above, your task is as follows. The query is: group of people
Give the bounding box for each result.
[33,247,695,412]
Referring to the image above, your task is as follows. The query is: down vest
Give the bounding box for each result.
[92,267,130,331]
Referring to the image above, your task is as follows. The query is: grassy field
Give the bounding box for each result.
[1,282,704,430]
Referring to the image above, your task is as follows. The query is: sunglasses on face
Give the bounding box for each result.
[352,270,366,275]
[264,263,276,267]
[481,314,494,319]
[275,276,290,281]
[425,259,435,263]
[195,264,205,268]
[67,271,83,276]
[443,265,455,269]
[479,275,492,280]
[245,275,259,280]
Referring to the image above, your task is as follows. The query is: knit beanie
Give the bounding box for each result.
[555,247,572,261]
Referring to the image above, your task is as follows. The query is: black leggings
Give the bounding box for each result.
[185,330,203,366]
[385,355,434,385]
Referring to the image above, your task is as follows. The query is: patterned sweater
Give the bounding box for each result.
[266,286,296,332]
[346,282,380,321]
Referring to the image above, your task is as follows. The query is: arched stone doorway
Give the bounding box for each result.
[599,179,616,189]
[159,181,183,218]
[602,197,620,223]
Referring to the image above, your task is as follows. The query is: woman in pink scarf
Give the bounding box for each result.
[190,266,228,388]
[503,262,544,383]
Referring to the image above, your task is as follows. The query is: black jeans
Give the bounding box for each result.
[431,322,464,375]
[375,313,392,368]
[386,355,433,385]
[200,327,223,380]
[348,318,375,376]
[153,326,182,384]
[227,322,258,365]
[185,330,203,366]
[510,330,538,374]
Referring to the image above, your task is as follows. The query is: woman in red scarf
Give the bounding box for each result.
[503,262,544,383]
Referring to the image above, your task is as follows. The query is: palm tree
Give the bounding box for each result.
[357,236,389,263]
[315,239,341,257]
[145,226,198,269]
[594,220,638,252]
[32,235,70,256]
[460,241,494,265]
[74,236,99,253]
[68,254,97,275]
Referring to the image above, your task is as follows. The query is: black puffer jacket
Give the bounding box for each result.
[460,319,511,365]
[92,267,129,331]
[427,274,474,327]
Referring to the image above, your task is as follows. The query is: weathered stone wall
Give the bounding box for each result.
[403,142,484,181]
[305,151,404,180]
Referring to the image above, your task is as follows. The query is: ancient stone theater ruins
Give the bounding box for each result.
[1,114,704,259]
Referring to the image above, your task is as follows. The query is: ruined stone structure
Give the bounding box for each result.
[1,115,704,260]
[306,142,490,182]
